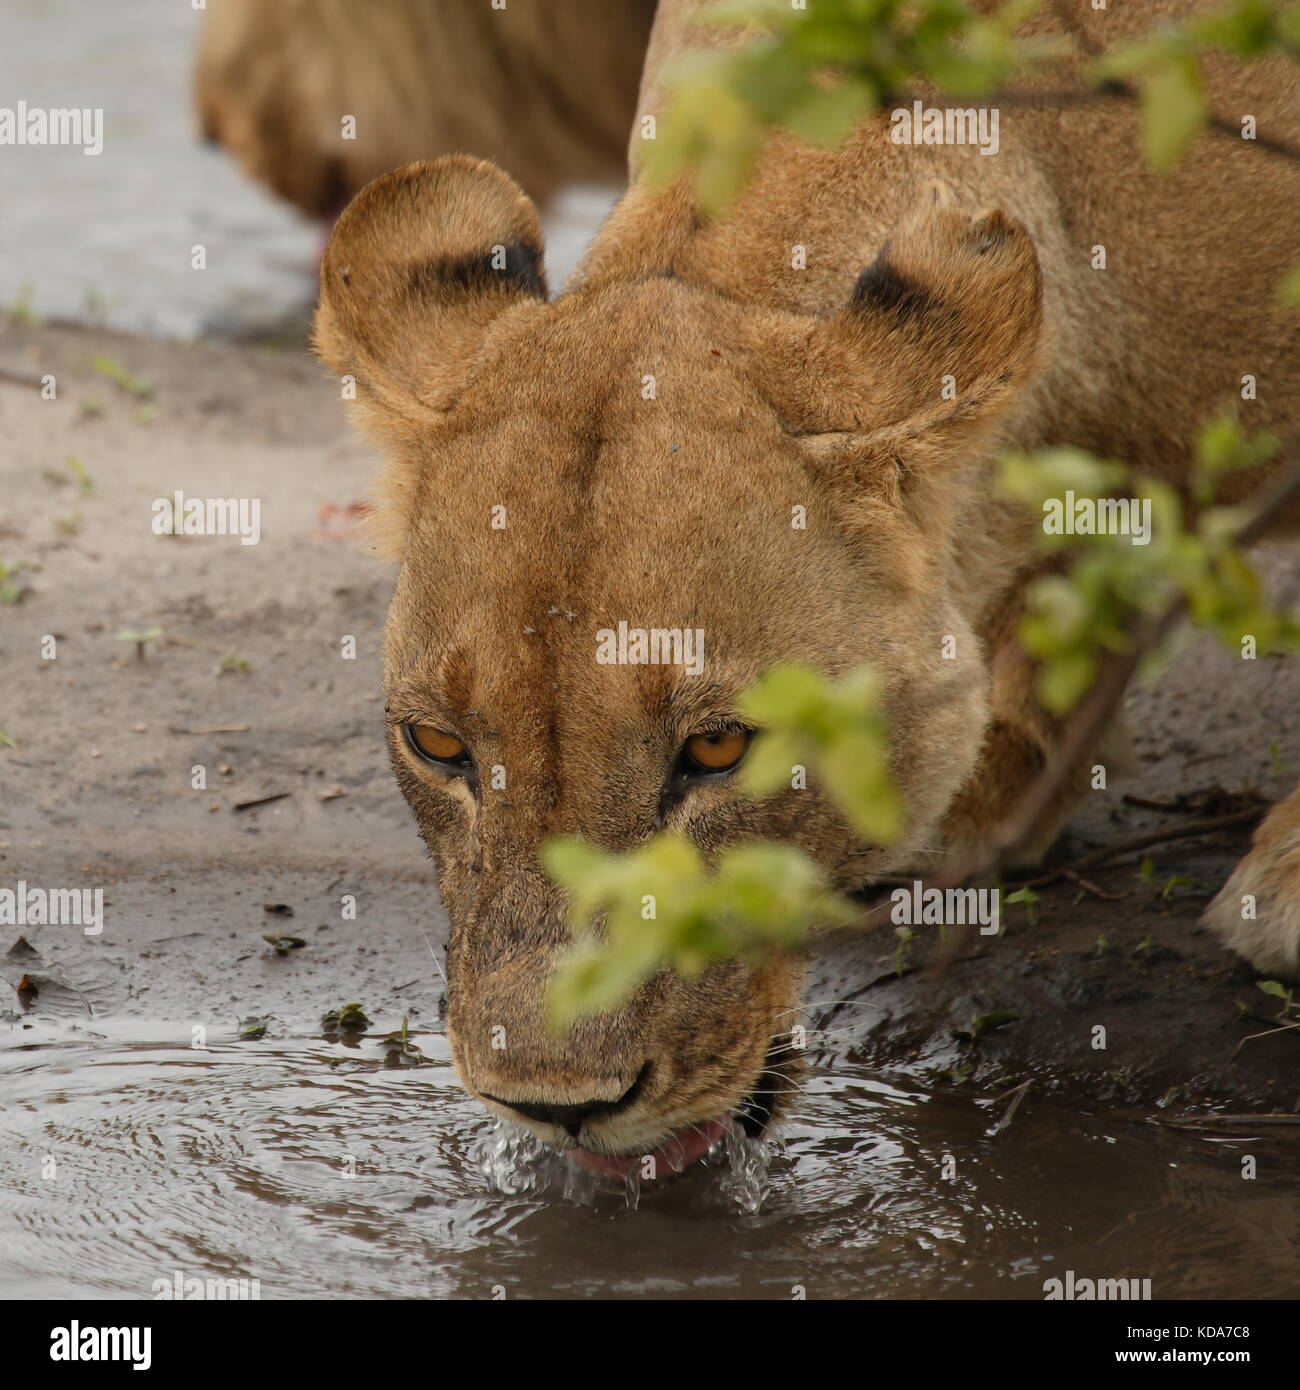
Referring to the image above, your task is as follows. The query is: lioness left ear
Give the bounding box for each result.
[759,181,1043,473]
[313,155,548,421]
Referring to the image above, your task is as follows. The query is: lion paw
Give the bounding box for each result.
[1202,797,1300,979]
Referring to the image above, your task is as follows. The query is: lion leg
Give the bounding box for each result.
[1202,785,1300,978]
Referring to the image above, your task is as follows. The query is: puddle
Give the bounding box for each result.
[2,1020,1295,1300]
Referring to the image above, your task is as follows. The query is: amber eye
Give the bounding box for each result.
[406,724,470,766]
[682,729,751,774]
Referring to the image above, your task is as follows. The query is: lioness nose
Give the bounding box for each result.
[483,1070,646,1138]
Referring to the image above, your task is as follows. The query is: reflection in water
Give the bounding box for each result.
[1,1022,1296,1299]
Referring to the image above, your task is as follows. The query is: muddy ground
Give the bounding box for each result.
[1,318,1298,1121]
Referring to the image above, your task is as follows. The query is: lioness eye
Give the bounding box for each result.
[681,730,751,774]
[406,724,470,766]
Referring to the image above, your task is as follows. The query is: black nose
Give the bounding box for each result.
[483,1065,649,1138]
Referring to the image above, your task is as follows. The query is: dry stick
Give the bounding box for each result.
[863,806,1266,892]
[1120,792,1234,814]
[0,365,45,390]
[232,792,291,812]
[1062,868,1127,901]
[1154,1112,1300,1131]
[987,1078,1033,1137]
[1021,807,1267,890]
[1229,1018,1300,1062]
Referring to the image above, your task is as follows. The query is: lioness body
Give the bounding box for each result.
[315,1,1300,1161]
[195,0,655,211]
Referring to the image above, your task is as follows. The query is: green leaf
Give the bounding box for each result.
[1277,262,1300,307]
[1090,33,1182,82]
[784,76,875,146]
[1139,54,1207,171]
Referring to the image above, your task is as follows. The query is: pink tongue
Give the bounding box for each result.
[570,1118,730,1180]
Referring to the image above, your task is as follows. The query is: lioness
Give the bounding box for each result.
[314,0,1300,1176]
[194,0,654,212]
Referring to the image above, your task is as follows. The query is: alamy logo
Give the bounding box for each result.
[152,1270,261,1300]
[889,100,1000,156]
[0,102,103,156]
[1044,1270,1152,1300]
[890,880,1000,935]
[152,491,261,545]
[0,881,103,935]
[49,1323,150,1370]
[1043,492,1152,545]
[596,621,705,676]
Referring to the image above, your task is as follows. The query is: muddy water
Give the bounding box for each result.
[2,1018,1295,1300]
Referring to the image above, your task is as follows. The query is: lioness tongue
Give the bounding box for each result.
[570,1118,730,1180]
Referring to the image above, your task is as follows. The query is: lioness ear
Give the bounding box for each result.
[313,156,547,420]
[763,182,1043,473]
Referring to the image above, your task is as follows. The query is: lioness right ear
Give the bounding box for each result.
[313,156,547,420]
[755,181,1043,474]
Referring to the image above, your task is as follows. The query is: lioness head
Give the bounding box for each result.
[314,157,1042,1174]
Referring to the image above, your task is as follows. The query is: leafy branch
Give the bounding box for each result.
[540,0,1300,1025]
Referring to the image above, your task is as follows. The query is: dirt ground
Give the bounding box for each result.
[1,318,1298,1116]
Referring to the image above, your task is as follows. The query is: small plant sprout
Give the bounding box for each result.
[217,655,251,675]
[322,1003,371,1033]
[7,280,40,326]
[954,1010,1021,1044]
[0,561,27,606]
[380,1016,426,1066]
[90,353,153,400]
[262,934,306,958]
[0,730,16,750]
[1004,885,1039,926]
[1257,979,1296,1019]
[1161,874,1200,899]
[66,455,94,495]
[893,924,915,977]
[116,625,162,661]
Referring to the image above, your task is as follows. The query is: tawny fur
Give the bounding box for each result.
[1204,792,1300,977]
[314,0,1300,1154]
[194,0,655,213]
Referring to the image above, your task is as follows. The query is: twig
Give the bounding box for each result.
[233,792,291,812]
[1229,1018,1300,1062]
[1153,1112,1300,1131]
[0,365,45,390]
[1121,793,1184,812]
[813,955,988,1030]
[1062,869,1128,900]
[923,459,1300,970]
[986,1078,1033,1136]
[1021,808,1266,890]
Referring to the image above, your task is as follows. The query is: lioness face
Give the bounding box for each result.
[315,159,1041,1172]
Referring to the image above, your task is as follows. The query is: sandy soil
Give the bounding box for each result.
[1,319,1298,1113]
